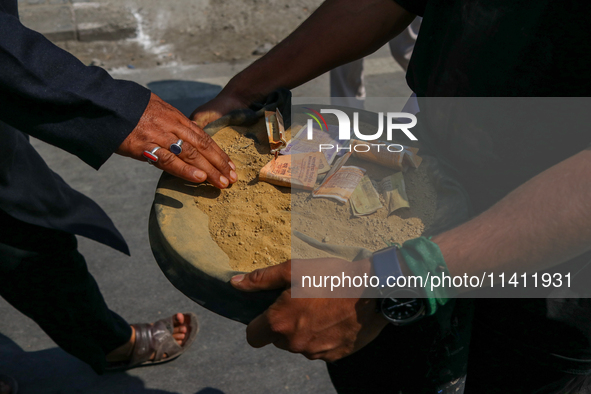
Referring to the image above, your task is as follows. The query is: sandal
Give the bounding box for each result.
[0,374,18,394]
[106,312,198,371]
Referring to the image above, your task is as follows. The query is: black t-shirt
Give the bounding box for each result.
[397,0,591,97]
[392,0,591,366]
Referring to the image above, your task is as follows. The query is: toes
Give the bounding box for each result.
[172,313,192,346]
[173,332,186,346]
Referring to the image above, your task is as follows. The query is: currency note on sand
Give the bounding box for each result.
[265,109,287,154]
[259,152,326,190]
[350,176,383,216]
[313,164,366,203]
[282,124,342,164]
[380,172,410,214]
[314,152,351,191]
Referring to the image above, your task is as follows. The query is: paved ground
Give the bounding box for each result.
[0,46,410,394]
[20,0,323,69]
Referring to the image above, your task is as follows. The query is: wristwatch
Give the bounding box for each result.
[371,246,426,326]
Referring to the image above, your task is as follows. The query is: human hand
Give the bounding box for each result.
[231,258,388,362]
[116,93,237,189]
[190,90,252,129]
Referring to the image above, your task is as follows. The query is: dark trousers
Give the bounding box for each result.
[327,299,591,394]
[327,299,472,394]
[464,321,591,394]
[0,210,131,374]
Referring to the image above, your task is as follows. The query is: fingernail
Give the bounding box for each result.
[231,274,245,284]
[230,170,237,182]
[220,175,229,187]
[193,170,206,182]
[229,161,236,170]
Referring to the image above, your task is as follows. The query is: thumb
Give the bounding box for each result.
[190,110,221,129]
[231,260,291,292]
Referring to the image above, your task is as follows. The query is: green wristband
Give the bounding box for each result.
[400,237,454,316]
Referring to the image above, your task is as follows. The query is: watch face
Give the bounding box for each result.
[381,288,425,324]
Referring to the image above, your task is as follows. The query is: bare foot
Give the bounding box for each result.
[169,313,189,348]
[106,313,190,363]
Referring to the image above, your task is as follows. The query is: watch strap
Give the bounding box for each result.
[371,246,403,294]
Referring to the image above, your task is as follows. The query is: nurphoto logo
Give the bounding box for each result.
[303,107,418,153]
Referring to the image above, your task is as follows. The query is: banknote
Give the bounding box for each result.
[265,109,287,154]
[259,152,325,190]
[314,152,351,192]
[380,172,410,214]
[282,124,343,164]
[350,175,383,216]
[313,164,366,203]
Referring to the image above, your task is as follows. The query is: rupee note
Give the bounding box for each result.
[313,164,366,203]
[265,109,287,154]
[380,172,410,214]
[350,175,383,216]
[259,152,324,190]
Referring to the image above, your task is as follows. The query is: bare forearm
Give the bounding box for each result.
[224,0,415,103]
[432,149,591,287]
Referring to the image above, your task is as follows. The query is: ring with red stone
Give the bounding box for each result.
[143,147,161,165]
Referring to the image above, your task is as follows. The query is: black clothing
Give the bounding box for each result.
[0,0,150,373]
[328,1,591,392]
[398,0,591,365]
[329,306,590,393]
[328,300,473,394]
[397,0,591,97]
[0,211,132,374]
[0,122,130,254]
[0,0,150,251]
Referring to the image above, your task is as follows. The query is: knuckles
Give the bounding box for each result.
[247,268,268,285]
[195,133,214,151]
[266,311,308,353]
[266,312,291,337]
[157,150,177,167]
[183,145,202,162]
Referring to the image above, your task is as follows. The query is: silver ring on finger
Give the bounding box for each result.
[143,147,161,165]
[170,139,184,155]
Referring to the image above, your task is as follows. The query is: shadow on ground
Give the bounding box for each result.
[0,334,225,394]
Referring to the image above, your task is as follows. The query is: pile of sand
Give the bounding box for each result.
[193,119,437,272]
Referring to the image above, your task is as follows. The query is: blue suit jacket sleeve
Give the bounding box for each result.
[0,8,151,169]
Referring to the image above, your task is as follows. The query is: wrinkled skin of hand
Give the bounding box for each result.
[231,258,389,362]
[117,93,237,189]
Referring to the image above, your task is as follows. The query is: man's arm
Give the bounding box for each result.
[433,147,591,282]
[191,0,415,126]
[231,148,591,361]
[0,10,235,188]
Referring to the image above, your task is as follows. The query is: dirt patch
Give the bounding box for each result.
[193,120,293,272]
[193,119,437,272]
[291,160,436,260]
